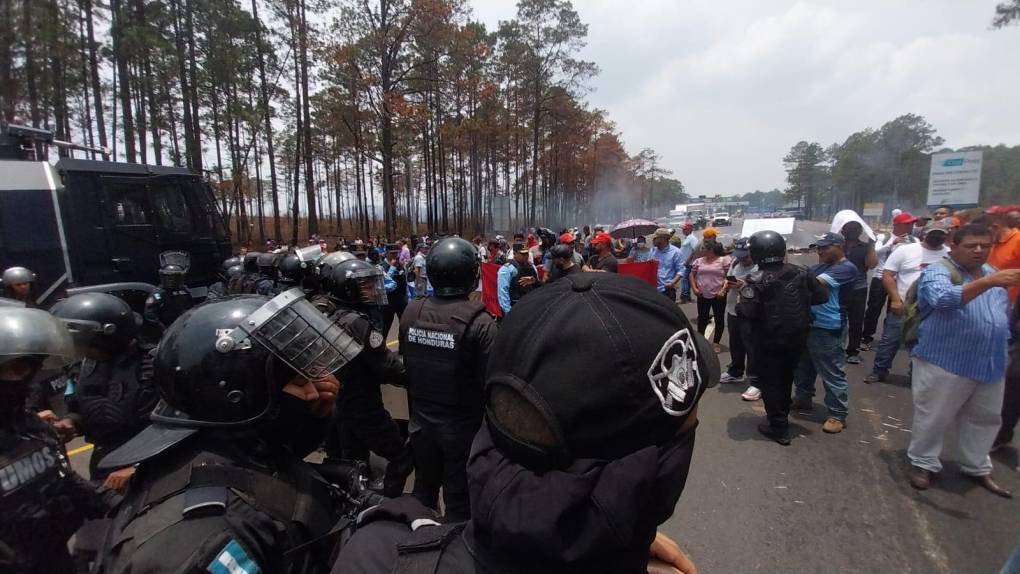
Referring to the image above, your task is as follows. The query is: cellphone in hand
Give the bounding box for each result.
[726,275,737,282]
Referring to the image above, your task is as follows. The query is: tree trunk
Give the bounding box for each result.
[169,0,195,169]
[111,0,136,162]
[184,0,201,171]
[251,0,281,241]
[298,0,317,235]
[82,0,108,157]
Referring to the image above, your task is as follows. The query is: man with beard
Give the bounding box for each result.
[336,272,717,573]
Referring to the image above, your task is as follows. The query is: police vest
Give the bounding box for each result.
[508,260,537,306]
[74,350,159,449]
[97,446,338,574]
[1,428,82,571]
[402,298,488,420]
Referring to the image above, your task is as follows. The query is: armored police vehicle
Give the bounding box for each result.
[0,124,231,307]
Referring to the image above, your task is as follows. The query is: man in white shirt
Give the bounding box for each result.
[862,213,919,348]
[865,220,951,383]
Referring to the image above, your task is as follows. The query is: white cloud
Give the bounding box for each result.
[470,0,1020,197]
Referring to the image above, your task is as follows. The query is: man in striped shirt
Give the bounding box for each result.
[907,224,1020,496]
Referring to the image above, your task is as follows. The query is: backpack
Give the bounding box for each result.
[901,258,962,349]
[740,264,812,341]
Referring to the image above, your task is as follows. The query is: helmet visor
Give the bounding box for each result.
[0,308,78,370]
[159,250,191,272]
[350,268,388,306]
[236,288,364,379]
[295,245,324,267]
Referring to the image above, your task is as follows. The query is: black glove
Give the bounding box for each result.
[356,495,439,529]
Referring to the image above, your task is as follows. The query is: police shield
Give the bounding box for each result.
[217,288,363,379]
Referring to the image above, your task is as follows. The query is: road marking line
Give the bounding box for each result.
[68,443,94,457]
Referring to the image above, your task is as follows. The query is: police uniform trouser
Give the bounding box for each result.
[757,342,806,433]
[411,426,476,522]
[336,383,411,497]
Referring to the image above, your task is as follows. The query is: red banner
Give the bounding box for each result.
[618,260,659,288]
[481,262,503,317]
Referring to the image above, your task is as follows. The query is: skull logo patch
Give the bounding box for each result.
[647,328,702,416]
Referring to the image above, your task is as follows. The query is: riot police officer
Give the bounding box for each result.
[207,256,242,301]
[254,251,280,295]
[93,292,355,574]
[326,259,412,497]
[144,256,194,332]
[737,230,828,445]
[278,245,325,295]
[50,293,159,481]
[0,307,117,573]
[399,237,496,521]
[313,250,356,315]
[1,265,36,306]
[228,251,263,294]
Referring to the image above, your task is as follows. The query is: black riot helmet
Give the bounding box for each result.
[318,251,356,292]
[220,256,242,280]
[426,237,479,297]
[243,251,262,273]
[50,292,139,355]
[278,253,304,282]
[749,230,787,266]
[225,264,244,280]
[149,291,363,429]
[328,259,388,307]
[97,291,365,471]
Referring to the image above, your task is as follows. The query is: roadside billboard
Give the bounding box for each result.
[927,151,982,207]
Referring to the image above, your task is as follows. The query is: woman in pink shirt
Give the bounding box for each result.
[691,240,732,352]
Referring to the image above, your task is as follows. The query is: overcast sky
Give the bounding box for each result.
[469,0,1020,197]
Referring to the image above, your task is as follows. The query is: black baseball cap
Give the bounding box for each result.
[512,242,529,254]
[484,273,720,470]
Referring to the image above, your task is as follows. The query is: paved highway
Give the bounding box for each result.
[66,224,1018,572]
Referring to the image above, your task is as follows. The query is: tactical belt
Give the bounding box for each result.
[392,523,466,574]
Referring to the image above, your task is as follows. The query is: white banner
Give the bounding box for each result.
[741,217,795,237]
[927,151,982,207]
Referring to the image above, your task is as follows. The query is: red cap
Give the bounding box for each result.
[986,205,1009,215]
[559,232,575,244]
[892,213,917,224]
[682,223,694,231]
[1007,204,1020,212]
[590,232,613,246]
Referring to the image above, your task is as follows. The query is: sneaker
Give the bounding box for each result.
[859,341,873,351]
[719,372,744,384]
[846,354,862,365]
[790,398,813,411]
[712,343,723,354]
[822,417,846,433]
[863,372,886,384]
[758,423,791,446]
[741,386,761,401]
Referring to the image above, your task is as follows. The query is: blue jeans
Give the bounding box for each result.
[794,327,850,420]
[872,311,903,375]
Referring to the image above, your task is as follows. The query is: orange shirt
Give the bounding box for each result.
[989,228,1020,303]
